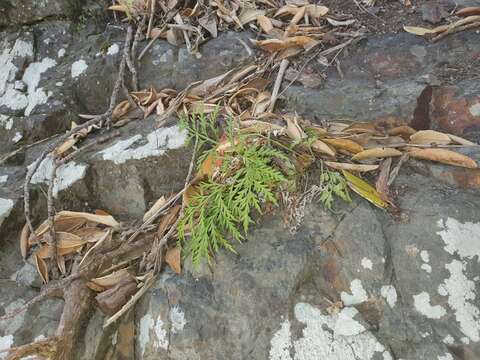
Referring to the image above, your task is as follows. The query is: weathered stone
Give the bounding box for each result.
[431,81,480,140]
[135,172,480,359]
[283,32,480,124]
[0,280,63,352]
[0,0,83,28]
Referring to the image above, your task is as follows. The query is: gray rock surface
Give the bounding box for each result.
[135,173,480,360]
[0,2,479,359]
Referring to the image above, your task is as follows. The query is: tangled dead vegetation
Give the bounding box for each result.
[2,1,480,359]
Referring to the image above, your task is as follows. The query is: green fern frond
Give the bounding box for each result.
[319,170,351,211]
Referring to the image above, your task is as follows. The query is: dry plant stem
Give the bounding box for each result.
[388,153,409,186]
[268,59,289,112]
[147,0,156,38]
[138,30,162,60]
[432,21,480,42]
[47,160,59,279]
[151,133,199,272]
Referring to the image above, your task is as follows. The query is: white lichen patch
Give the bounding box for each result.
[138,313,169,356]
[269,304,393,360]
[442,334,454,345]
[0,175,7,183]
[380,285,397,308]
[420,250,430,263]
[0,198,14,227]
[341,279,368,306]
[469,103,480,117]
[71,59,88,78]
[0,334,13,359]
[169,305,186,334]
[438,353,454,360]
[413,292,446,319]
[269,319,292,360]
[23,57,56,116]
[437,218,480,262]
[421,264,432,274]
[0,38,33,96]
[57,48,66,58]
[361,257,373,270]
[107,43,120,56]
[100,126,187,164]
[0,115,13,130]
[12,131,22,143]
[29,156,87,197]
[438,260,480,342]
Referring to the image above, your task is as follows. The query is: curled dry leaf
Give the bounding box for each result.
[158,205,181,238]
[257,15,274,33]
[407,148,478,168]
[251,36,316,52]
[239,120,284,135]
[410,130,451,145]
[311,140,335,157]
[165,246,182,274]
[35,233,87,259]
[34,253,49,284]
[456,7,480,17]
[285,115,307,140]
[54,137,78,156]
[447,133,477,146]
[322,138,364,154]
[324,161,379,172]
[72,227,111,243]
[326,18,355,26]
[20,223,30,260]
[143,196,167,222]
[238,8,266,26]
[342,170,388,209]
[388,125,416,139]
[352,147,402,161]
[56,211,120,229]
[403,25,448,35]
[91,268,133,288]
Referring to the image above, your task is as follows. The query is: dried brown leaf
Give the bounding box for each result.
[324,161,379,172]
[56,211,120,229]
[388,125,417,139]
[91,269,133,288]
[143,196,167,222]
[257,15,274,33]
[285,114,307,140]
[322,138,364,154]
[165,247,182,274]
[456,7,480,17]
[311,140,335,157]
[447,133,477,146]
[20,223,30,260]
[34,254,49,284]
[408,148,478,168]
[410,130,451,145]
[352,147,402,161]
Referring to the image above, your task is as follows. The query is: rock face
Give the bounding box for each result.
[135,174,480,360]
[0,2,480,359]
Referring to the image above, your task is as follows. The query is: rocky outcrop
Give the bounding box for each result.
[0,3,480,359]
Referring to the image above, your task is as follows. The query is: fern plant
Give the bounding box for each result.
[318,170,351,211]
[177,116,290,266]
